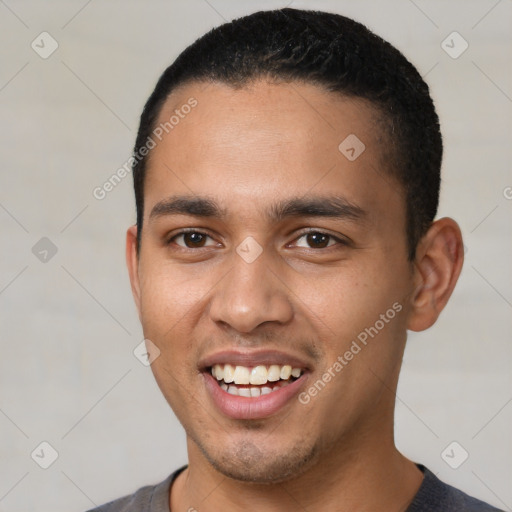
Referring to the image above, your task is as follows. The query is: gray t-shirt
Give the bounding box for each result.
[87,464,503,511]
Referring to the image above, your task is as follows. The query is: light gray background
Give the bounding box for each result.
[0,1,511,510]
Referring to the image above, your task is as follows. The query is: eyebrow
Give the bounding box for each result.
[149,194,367,224]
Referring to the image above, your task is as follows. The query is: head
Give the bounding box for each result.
[126,8,463,483]
[132,8,443,262]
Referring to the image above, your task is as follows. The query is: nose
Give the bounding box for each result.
[208,247,294,334]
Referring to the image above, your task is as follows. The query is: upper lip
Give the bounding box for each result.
[198,349,311,371]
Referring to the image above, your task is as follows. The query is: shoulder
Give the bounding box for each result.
[408,465,504,511]
[86,481,157,512]
[85,467,186,512]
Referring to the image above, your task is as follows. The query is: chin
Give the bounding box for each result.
[194,435,320,484]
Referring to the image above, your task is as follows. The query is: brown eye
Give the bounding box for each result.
[170,231,216,249]
[294,231,341,249]
[183,232,207,247]
[306,232,330,248]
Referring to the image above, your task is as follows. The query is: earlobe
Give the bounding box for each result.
[407,218,464,332]
[126,225,142,320]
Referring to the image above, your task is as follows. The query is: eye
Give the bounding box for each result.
[168,230,218,249]
[293,231,346,249]
[167,229,347,251]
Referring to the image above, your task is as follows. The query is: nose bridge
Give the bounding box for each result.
[209,242,293,333]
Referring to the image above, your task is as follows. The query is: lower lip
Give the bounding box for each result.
[203,372,308,420]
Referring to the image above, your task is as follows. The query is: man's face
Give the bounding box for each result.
[128,80,416,483]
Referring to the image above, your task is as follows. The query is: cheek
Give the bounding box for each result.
[136,271,203,389]
[296,269,375,334]
[300,261,406,355]
[138,261,211,330]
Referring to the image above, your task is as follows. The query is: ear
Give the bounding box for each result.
[126,225,142,321]
[407,217,464,332]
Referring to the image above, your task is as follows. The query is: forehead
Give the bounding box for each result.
[154,80,384,163]
[143,80,401,225]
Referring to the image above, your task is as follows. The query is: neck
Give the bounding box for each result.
[171,423,423,512]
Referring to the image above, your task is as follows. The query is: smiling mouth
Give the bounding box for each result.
[208,363,303,397]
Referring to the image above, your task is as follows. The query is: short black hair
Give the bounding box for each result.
[132,7,442,260]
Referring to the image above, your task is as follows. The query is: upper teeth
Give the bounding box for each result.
[211,364,302,385]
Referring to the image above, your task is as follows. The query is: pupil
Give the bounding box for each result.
[186,233,205,247]
[308,233,328,248]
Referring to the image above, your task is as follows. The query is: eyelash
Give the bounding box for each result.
[166,228,349,251]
